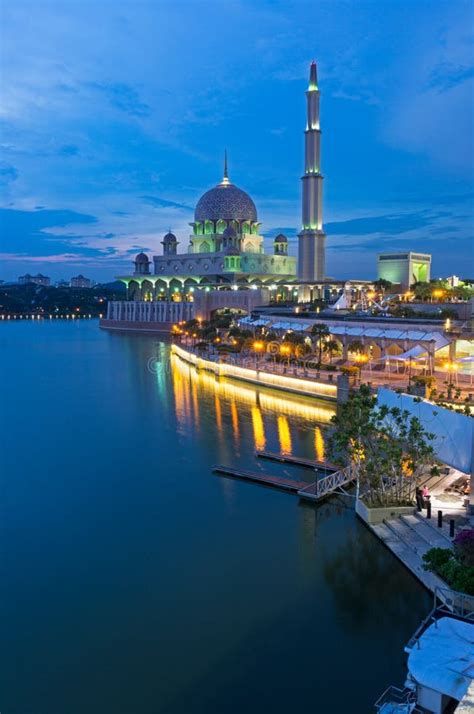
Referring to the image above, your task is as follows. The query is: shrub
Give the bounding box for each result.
[341,366,359,376]
[412,375,435,387]
[422,545,474,595]
[438,560,474,595]
[422,547,453,572]
[454,529,474,567]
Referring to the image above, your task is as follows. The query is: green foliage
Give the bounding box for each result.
[373,279,392,291]
[438,560,474,595]
[347,340,365,355]
[340,366,359,376]
[422,543,474,595]
[422,547,453,571]
[329,385,436,507]
[311,323,330,364]
[411,375,435,387]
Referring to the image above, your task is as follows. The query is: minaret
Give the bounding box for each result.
[298,61,326,282]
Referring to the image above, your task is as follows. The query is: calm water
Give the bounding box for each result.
[0,321,431,714]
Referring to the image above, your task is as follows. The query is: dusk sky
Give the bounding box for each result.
[1,0,473,282]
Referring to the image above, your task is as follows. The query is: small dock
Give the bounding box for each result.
[213,465,307,493]
[255,450,337,471]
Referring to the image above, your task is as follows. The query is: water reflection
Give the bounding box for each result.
[251,406,266,451]
[170,353,335,459]
[277,416,292,455]
[314,426,325,462]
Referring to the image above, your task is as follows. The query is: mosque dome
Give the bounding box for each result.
[195,182,257,222]
[195,155,257,223]
[162,231,177,242]
[135,252,150,262]
[274,233,288,243]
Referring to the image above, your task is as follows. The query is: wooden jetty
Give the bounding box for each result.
[255,450,337,471]
[213,465,307,493]
[297,465,356,502]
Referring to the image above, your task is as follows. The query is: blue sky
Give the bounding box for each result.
[1,0,473,281]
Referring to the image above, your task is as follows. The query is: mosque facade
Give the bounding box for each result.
[117,62,325,303]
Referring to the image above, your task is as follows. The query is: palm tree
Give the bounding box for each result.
[347,339,365,356]
[323,339,340,364]
[311,323,330,365]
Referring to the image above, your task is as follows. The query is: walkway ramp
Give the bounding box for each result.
[297,465,355,502]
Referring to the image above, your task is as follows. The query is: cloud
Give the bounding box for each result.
[0,162,18,184]
[86,81,150,117]
[141,195,193,211]
[0,207,98,255]
[325,211,448,237]
[59,144,79,156]
[427,63,474,93]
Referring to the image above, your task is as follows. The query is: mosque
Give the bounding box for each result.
[117,61,328,304]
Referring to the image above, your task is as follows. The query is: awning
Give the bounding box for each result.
[408,618,474,702]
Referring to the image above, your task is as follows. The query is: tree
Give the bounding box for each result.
[311,323,329,365]
[328,386,436,507]
[373,279,392,292]
[323,339,340,364]
[347,339,364,355]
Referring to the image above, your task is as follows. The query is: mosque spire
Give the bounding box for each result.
[308,60,318,91]
[298,60,326,282]
[222,150,230,185]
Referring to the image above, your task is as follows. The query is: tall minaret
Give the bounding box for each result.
[298,61,326,282]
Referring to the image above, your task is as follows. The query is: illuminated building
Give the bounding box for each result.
[117,153,296,300]
[377,252,431,288]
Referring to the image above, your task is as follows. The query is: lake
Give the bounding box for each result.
[0,320,431,714]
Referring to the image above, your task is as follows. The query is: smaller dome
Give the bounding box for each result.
[223,225,237,238]
[163,231,177,242]
[224,245,240,256]
[274,233,288,243]
[135,252,150,262]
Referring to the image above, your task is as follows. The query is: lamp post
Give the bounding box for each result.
[354,353,368,384]
[444,360,459,398]
[280,343,291,373]
[253,340,264,369]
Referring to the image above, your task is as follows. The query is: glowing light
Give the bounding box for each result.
[314,426,325,462]
[230,400,239,439]
[214,394,223,433]
[251,406,266,451]
[253,341,264,352]
[277,415,292,455]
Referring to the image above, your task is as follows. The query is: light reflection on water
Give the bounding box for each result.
[170,353,335,460]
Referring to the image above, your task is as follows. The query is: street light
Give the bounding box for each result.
[253,340,264,368]
[443,360,459,393]
[354,353,368,383]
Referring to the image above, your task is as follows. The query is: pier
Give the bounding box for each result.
[255,450,337,471]
[213,465,307,493]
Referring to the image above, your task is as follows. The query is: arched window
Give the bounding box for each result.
[242,222,250,234]
[216,220,226,234]
[205,220,214,235]
[200,241,210,253]
[246,242,255,253]
[194,222,203,235]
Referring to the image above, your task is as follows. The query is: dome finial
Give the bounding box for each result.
[222,150,230,185]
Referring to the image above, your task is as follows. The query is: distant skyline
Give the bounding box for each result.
[1,0,473,281]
